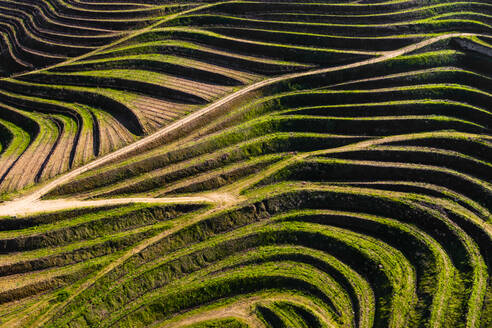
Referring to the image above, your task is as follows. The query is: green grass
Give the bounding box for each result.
[0,1,491,327]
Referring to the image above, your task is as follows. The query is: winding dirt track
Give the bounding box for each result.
[0,196,212,217]
[158,294,334,328]
[0,32,478,218]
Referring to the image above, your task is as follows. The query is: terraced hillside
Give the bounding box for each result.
[0,0,491,327]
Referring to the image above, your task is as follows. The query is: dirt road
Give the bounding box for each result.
[0,196,215,217]
[16,32,479,208]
